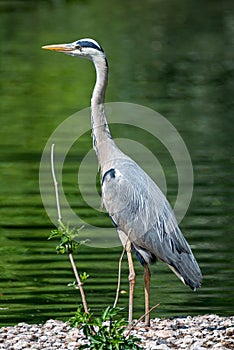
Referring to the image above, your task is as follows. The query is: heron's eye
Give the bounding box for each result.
[75,44,82,51]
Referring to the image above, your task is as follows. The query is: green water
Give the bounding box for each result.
[0,0,233,326]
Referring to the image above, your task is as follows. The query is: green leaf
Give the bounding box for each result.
[80,272,89,282]
[70,306,142,349]
[48,229,60,239]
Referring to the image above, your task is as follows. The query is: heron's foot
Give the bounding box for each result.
[144,318,150,327]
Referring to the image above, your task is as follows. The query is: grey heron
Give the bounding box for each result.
[42,38,202,326]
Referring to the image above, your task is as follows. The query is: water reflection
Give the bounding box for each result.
[0,0,233,325]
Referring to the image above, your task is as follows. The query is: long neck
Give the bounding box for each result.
[91,55,113,165]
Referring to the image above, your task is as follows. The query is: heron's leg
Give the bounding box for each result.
[126,241,136,324]
[144,264,151,327]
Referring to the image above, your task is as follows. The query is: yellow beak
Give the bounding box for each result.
[42,43,74,52]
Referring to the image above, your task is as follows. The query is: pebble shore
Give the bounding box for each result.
[0,314,233,349]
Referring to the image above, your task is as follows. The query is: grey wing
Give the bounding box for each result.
[101,162,159,238]
[134,200,202,290]
[101,161,202,290]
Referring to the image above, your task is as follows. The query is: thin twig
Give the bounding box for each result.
[113,247,125,308]
[50,144,62,223]
[113,231,133,309]
[68,251,89,314]
[125,303,160,337]
[50,143,89,314]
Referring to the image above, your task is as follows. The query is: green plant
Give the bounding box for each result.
[48,222,86,254]
[68,306,142,350]
[48,219,89,313]
[68,272,90,289]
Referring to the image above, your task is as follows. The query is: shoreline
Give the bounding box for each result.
[0,314,233,349]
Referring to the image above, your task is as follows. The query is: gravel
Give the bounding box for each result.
[0,314,233,349]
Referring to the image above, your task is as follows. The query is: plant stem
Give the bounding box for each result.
[113,247,125,309]
[50,143,89,314]
[125,303,160,336]
[113,231,132,309]
[50,144,62,223]
[68,249,89,314]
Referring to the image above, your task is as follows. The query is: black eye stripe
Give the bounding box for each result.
[76,40,104,52]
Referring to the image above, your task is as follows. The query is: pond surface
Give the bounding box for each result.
[0,0,233,326]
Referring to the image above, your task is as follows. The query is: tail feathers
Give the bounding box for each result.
[168,252,202,290]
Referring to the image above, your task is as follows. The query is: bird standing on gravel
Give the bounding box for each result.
[42,38,202,326]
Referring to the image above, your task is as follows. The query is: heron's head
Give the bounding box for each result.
[42,38,106,62]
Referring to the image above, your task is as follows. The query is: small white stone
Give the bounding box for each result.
[156,330,170,338]
[30,345,41,349]
[67,342,80,349]
[183,335,193,344]
[38,335,48,342]
[13,341,30,350]
[190,341,207,350]
[193,330,202,338]
[154,345,171,350]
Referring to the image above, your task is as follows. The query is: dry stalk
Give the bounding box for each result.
[50,143,88,314]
